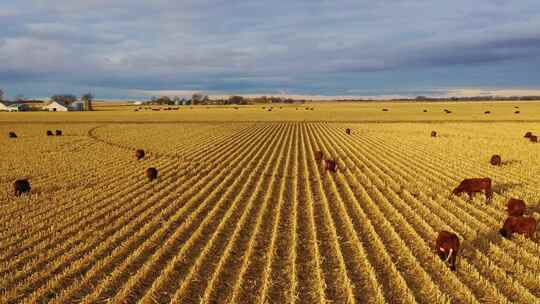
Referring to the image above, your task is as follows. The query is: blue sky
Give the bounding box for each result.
[1,0,540,99]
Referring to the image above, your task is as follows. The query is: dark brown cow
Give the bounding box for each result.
[13,179,31,196]
[431,131,437,137]
[435,231,460,271]
[315,150,324,163]
[423,109,428,112]
[451,178,492,202]
[382,108,389,112]
[146,167,158,181]
[46,130,54,136]
[490,155,501,166]
[515,111,520,114]
[135,149,145,160]
[499,216,537,240]
[506,198,526,217]
[9,132,17,138]
[345,128,351,135]
[55,130,62,136]
[524,131,532,138]
[530,135,538,143]
[484,111,491,114]
[324,159,337,173]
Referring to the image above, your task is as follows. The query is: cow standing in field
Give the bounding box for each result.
[524,132,532,138]
[146,167,158,181]
[9,132,17,138]
[490,155,501,166]
[13,179,31,196]
[451,178,493,202]
[499,216,537,240]
[324,159,337,173]
[135,149,145,160]
[530,135,538,143]
[506,198,526,217]
[431,131,437,137]
[345,128,351,135]
[46,130,54,136]
[435,231,460,271]
[55,130,62,136]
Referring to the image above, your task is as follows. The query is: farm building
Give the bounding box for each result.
[7,104,27,112]
[0,101,8,111]
[44,101,69,112]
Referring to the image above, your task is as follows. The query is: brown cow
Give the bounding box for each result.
[324,159,337,173]
[484,111,491,114]
[435,231,460,271]
[499,216,537,240]
[146,167,158,181]
[55,130,62,136]
[345,128,351,135]
[490,155,501,166]
[506,198,526,217]
[451,178,492,202]
[314,150,324,163]
[46,130,54,136]
[9,132,17,138]
[13,179,31,196]
[524,132,532,138]
[423,109,428,112]
[431,131,437,137]
[530,135,538,143]
[515,111,520,114]
[135,149,145,160]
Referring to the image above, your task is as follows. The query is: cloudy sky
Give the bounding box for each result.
[1,0,540,99]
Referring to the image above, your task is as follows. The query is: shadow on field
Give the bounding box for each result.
[500,159,521,166]
[492,182,523,195]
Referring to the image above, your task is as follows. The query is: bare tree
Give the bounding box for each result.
[81,93,94,111]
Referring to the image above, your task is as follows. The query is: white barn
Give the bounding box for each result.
[0,102,8,111]
[45,101,69,112]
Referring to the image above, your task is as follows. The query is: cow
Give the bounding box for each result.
[324,159,337,173]
[524,132,533,138]
[506,198,526,217]
[46,130,54,136]
[13,179,31,196]
[423,109,428,113]
[490,155,501,166]
[135,149,145,160]
[9,132,17,138]
[451,178,492,202]
[435,231,460,271]
[382,108,389,112]
[345,128,351,135]
[499,216,537,240]
[146,167,158,181]
[315,150,324,163]
[55,130,62,136]
[530,135,538,143]
[431,131,437,137]
[515,111,520,114]
[484,111,491,114]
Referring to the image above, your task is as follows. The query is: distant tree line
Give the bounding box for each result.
[145,94,306,106]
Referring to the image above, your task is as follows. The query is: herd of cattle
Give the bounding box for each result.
[7,127,539,273]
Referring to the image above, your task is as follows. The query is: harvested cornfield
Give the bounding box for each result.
[1,121,540,304]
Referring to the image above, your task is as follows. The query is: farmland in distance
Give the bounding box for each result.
[2,102,540,303]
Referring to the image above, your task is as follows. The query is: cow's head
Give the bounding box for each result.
[499,228,510,239]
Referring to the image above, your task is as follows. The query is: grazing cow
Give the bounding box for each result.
[490,155,501,166]
[9,132,17,138]
[135,149,145,160]
[499,216,537,240]
[423,109,428,112]
[146,167,158,181]
[484,111,491,114]
[345,128,351,135]
[382,108,389,112]
[451,178,492,202]
[435,231,460,271]
[506,198,526,217]
[524,132,533,138]
[55,130,62,136]
[515,111,520,114]
[431,131,437,137]
[13,179,31,196]
[530,135,538,143]
[324,159,337,173]
[46,130,54,136]
[315,150,324,163]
